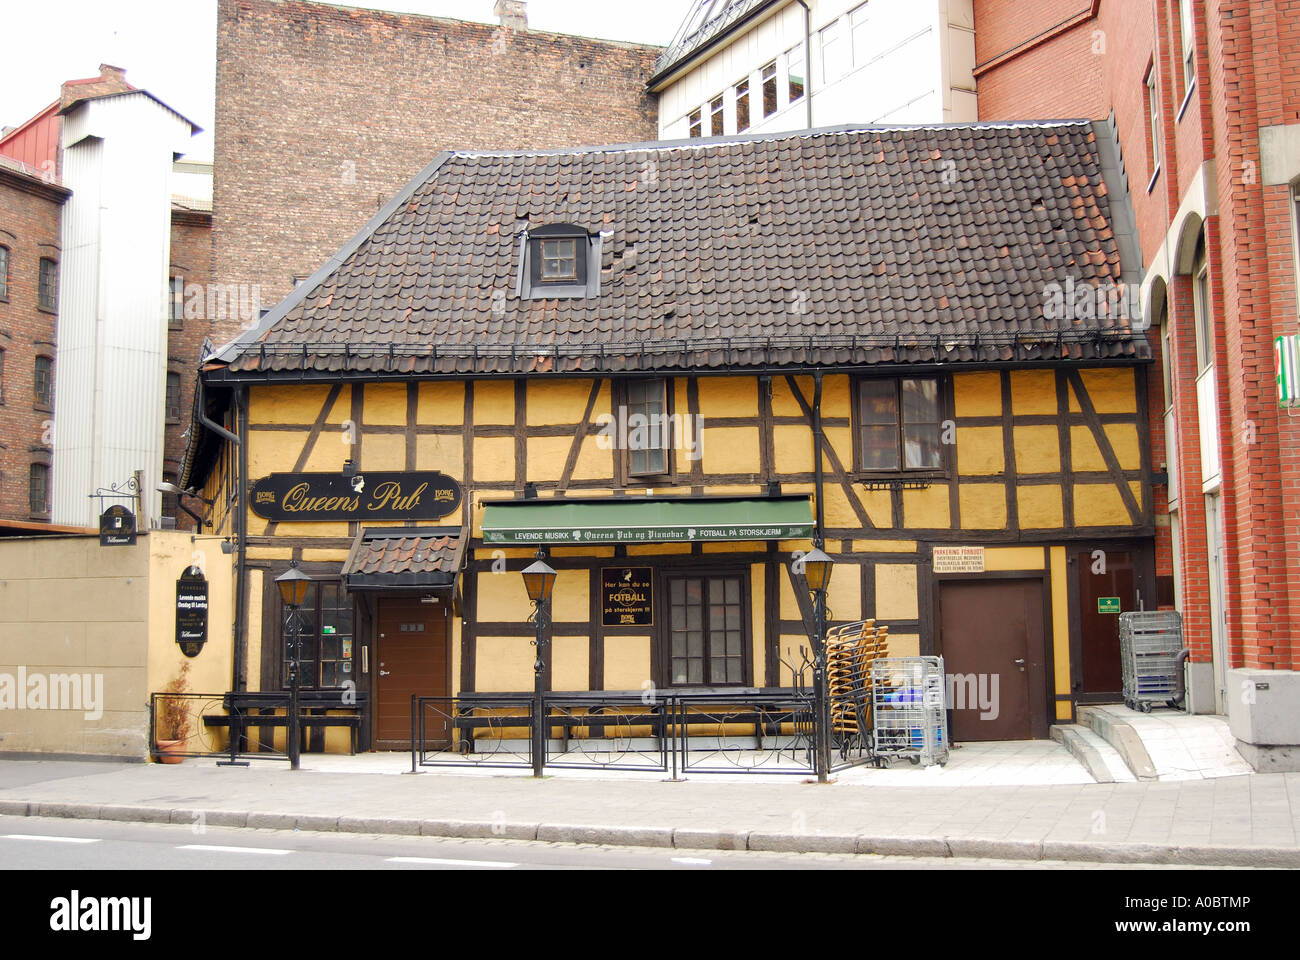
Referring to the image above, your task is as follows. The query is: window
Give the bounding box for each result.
[1179,0,1196,93]
[710,94,725,136]
[689,108,703,138]
[540,238,579,281]
[281,580,354,690]
[520,223,598,299]
[38,258,57,312]
[850,1,875,66]
[761,61,778,118]
[166,372,182,421]
[34,355,53,408]
[0,245,9,301]
[29,463,49,516]
[787,44,805,104]
[667,574,747,685]
[169,276,186,325]
[1145,65,1162,178]
[0,349,4,404]
[1193,259,1213,373]
[734,78,751,133]
[857,378,943,471]
[160,473,179,527]
[626,378,669,476]
[820,18,848,85]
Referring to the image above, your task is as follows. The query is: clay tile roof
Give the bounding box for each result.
[210,122,1148,379]
[344,531,461,579]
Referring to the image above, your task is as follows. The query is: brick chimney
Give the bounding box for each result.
[494,0,528,30]
[60,63,134,111]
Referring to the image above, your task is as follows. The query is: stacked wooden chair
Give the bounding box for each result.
[825,619,889,742]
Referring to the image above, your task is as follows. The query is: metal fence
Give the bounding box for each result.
[149,692,289,763]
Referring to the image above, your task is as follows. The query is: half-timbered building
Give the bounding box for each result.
[183,121,1156,752]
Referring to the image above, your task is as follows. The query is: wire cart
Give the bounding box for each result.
[870,656,949,767]
[1119,610,1184,712]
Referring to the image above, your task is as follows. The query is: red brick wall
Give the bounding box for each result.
[974,0,1300,671]
[212,0,661,346]
[0,170,66,524]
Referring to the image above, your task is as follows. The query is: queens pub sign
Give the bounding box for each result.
[250,471,462,522]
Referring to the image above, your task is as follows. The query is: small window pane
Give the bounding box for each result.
[787,45,805,103]
[710,95,725,136]
[0,247,9,300]
[29,463,49,515]
[762,62,777,117]
[735,79,750,132]
[689,109,702,138]
[38,259,57,312]
[861,425,899,470]
[902,378,939,424]
[540,239,578,280]
[904,424,942,469]
[34,357,53,407]
[860,380,898,423]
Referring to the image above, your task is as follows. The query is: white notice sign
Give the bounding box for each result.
[933,546,985,573]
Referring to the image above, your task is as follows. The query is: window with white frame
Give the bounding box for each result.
[689,108,703,138]
[820,18,848,85]
[761,61,778,118]
[709,93,725,136]
[1193,246,1213,374]
[1179,0,1196,94]
[735,77,751,132]
[849,1,874,66]
[786,44,805,104]
[1145,64,1162,177]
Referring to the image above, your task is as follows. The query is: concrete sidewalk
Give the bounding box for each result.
[1,759,1297,867]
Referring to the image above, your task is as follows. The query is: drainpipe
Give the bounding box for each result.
[812,371,825,539]
[234,387,249,692]
[795,0,813,129]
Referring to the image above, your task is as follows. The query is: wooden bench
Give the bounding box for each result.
[203,691,366,755]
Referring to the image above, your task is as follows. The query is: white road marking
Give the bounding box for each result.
[385,856,517,868]
[671,857,713,866]
[2,834,101,844]
[176,844,292,855]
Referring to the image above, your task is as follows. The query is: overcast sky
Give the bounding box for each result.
[0,0,697,161]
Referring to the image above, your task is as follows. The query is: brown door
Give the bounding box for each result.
[374,598,449,750]
[1077,549,1137,698]
[936,579,1048,741]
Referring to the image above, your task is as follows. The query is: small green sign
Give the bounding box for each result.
[1098,597,1121,614]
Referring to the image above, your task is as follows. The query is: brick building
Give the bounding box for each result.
[973,0,1300,759]
[211,0,663,344]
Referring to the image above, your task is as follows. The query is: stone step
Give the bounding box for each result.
[1077,705,1158,780]
[1050,723,1137,783]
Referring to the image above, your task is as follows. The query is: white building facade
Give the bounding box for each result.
[653,0,978,140]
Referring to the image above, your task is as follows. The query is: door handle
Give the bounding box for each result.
[379,670,391,677]
[1014,658,1026,673]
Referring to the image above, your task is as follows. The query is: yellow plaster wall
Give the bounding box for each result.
[889,633,920,657]
[956,427,1004,475]
[958,484,1007,529]
[904,485,949,528]
[417,434,464,474]
[551,570,590,623]
[417,381,465,423]
[475,637,536,691]
[1105,424,1141,471]
[474,380,515,425]
[603,636,652,689]
[1014,425,1062,474]
[953,372,1002,417]
[363,383,408,426]
[984,547,1045,571]
[701,426,761,475]
[1018,485,1064,529]
[697,377,757,418]
[861,489,893,527]
[854,540,916,552]
[551,636,590,691]
[247,570,264,693]
[1010,371,1057,415]
[362,433,405,470]
[250,384,350,425]
[474,437,517,481]
[572,434,615,481]
[477,572,536,622]
[771,375,814,417]
[627,543,692,556]
[528,379,595,426]
[875,563,918,620]
[825,562,861,622]
[1077,368,1137,414]
[1050,546,1072,718]
[774,425,813,473]
[751,563,765,684]
[1074,484,1135,526]
[1070,426,1107,472]
[527,436,572,483]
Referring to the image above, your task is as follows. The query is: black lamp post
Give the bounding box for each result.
[801,545,834,783]
[521,551,557,778]
[275,562,312,771]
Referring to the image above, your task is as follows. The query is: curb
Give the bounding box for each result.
[3,800,1298,867]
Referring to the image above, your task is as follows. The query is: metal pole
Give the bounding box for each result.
[813,587,830,783]
[288,606,301,771]
[532,599,549,778]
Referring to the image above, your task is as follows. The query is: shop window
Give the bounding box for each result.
[29,462,50,516]
[761,61,778,118]
[0,245,9,301]
[280,580,354,690]
[734,78,751,133]
[34,355,53,409]
[625,378,670,477]
[688,108,702,138]
[710,93,725,136]
[855,377,943,472]
[518,223,600,300]
[38,258,57,312]
[667,574,748,685]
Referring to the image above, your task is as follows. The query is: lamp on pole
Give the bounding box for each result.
[521,550,557,778]
[801,545,834,783]
[275,561,313,771]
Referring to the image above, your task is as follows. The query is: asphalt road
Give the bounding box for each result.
[0,815,1236,870]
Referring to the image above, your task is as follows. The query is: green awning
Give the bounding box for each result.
[481,496,815,545]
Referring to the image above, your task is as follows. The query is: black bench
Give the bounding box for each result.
[203,692,366,755]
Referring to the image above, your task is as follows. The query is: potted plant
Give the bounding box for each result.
[155,661,192,763]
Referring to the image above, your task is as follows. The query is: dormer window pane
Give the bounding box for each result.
[541,238,578,280]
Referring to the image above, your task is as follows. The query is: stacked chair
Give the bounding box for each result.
[825,619,890,747]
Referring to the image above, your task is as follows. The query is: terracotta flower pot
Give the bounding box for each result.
[155,739,186,764]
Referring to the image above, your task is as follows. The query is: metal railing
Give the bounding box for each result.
[149,692,289,763]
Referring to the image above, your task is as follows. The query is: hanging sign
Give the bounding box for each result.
[932,546,985,573]
[250,471,462,522]
[176,567,209,657]
[602,567,653,627]
[99,505,137,546]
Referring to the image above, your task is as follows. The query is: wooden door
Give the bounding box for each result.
[937,579,1048,741]
[1076,548,1137,698]
[374,598,449,750]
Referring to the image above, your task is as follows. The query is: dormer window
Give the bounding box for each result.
[518,222,601,300]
